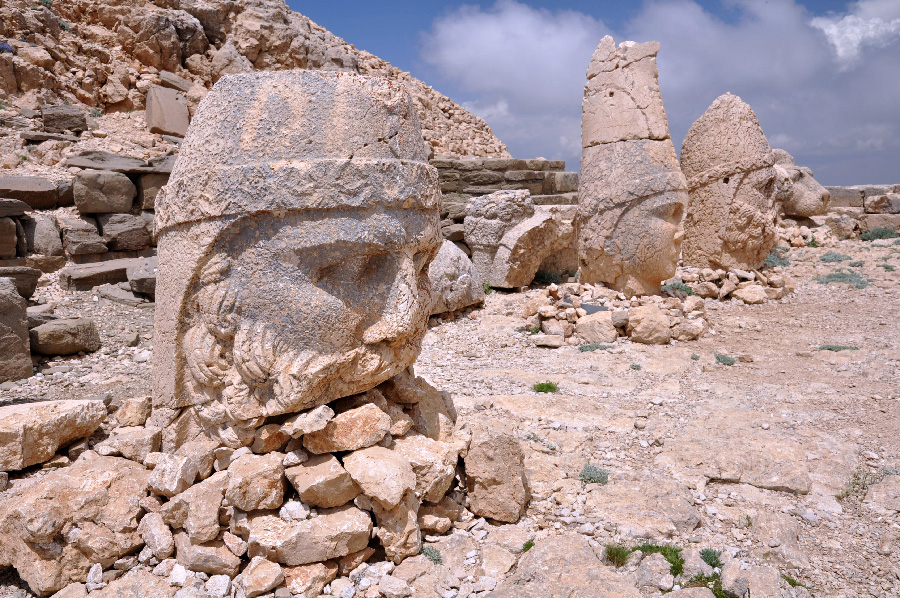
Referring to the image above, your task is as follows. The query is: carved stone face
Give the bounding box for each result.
[721,165,778,267]
[775,160,830,218]
[182,207,440,434]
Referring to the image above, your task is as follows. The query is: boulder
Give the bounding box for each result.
[427,240,484,314]
[20,212,64,256]
[342,446,416,509]
[0,217,16,259]
[0,265,40,299]
[389,434,457,503]
[235,557,284,598]
[146,86,190,137]
[626,304,670,344]
[578,37,687,296]
[0,456,150,596]
[285,454,360,508]
[127,256,158,297]
[0,176,59,209]
[731,284,768,304]
[138,173,169,210]
[865,193,900,214]
[74,170,136,214]
[224,453,285,511]
[372,491,421,564]
[95,426,161,462]
[302,403,392,454]
[575,309,618,344]
[0,198,29,218]
[138,512,175,560]
[681,93,778,270]
[174,532,241,576]
[148,453,199,498]
[96,213,152,251]
[247,505,372,566]
[162,471,227,543]
[464,190,576,288]
[56,215,107,256]
[59,258,143,291]
[41,105,87,133]
[29,318,101,355]
[464,426,529,523]
[0,399,106,471]
[283,562,338,598]
[90,568,176,598]
[0,277,31,383]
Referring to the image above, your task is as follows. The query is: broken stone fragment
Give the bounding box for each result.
[342,446,416,510]
[302,403,391,454]
[234,556,283,598]
[116,397,152,427]
[283,561,338,597]
[464,426,529,523]
[280,405,334,438]
[247,505,372,566]
[0,399,106,471]
[626,304,671,345]
[174,532,241,577]
[29,317,101,356]
[224,452,285,511]
[148,453,199,497]
[138,512,175,560]
[285,454,361,508]
[373,491,421,564]
[161,471,228,543]
[94,426,161,463]
[390,434,458,503]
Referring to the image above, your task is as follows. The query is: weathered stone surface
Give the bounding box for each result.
[96,213,151,251]
[575,310,618,344]
[30,318,101,355]
[578,37,687,296]
[0,277,32,383]
[138,173,169,210]
[117,397,152,426]
[162,472,227,544]
[174,532,241,576]
[59,258,142,291]
[681,94,778,270]
[732,284,768,304]
[64,151,149,173]
[773,149,829,218]
[139,512,175,560]
[343,446,416,509]
[0,217,16,260]
[224,452,285,511]
[865,193,900,214]
[235,557,283,598]
[0,176,59,209]
[153,71,441,447]
[626,304,670,345]
[283,562,338,598]
[281,405,334,438]
[491,533,640,598]
[0,456,150,596]
[41,105,87,133]
[247,505,372,566]
[465,190,576,288]
[21,212,64,256]
[90,569,176,598]
[146,86,190,137]
[56,215,107,256]
[0,399,106,471]
[720,562,782,598]
[303,403,391,454]
[0,198,30,218]
[95,426,161,463]
[390,434,457,503]
[372,491,421,564]
[149,453,199,498]
[428,240,484,314]
[74,170,136,214]
[465,426,529,523]
[0,266,40,299]
[285,454,360,508]
[864,475,900,512]
[127,256,158,298]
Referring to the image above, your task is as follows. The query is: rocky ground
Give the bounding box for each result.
[2,236,899,597]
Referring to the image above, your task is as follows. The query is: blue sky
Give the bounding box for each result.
[291,1,900,185]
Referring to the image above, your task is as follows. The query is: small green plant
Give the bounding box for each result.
[849,260,864,267]
[839,467,884,501]
[522,540,535,552]
[815,269,869,289]
[763,248,790,268]
[685,574,729,598]
[579,343,611,352]
[58,19,70,31]
[878,264,896,272]
[820,251,850,263]
[40,0,52,7]
[691,353,700,361]
[578,464,609,487]
[660,282,695,296]
[715,353,735,366]
[525,432,541,442]
[818,344,858,352]
[422,545,442,565]
[90,108,102,117]
[564,270,578,278]
[700,548,723,569]
[781,574,807,588]
[18,153,31,162]
[630,363,641,371]
[482,282,493,295]
[860,227,899,241]
[634,543,684,577]
[0,100,6,110]
[533,270,563,285]
[883,467,900,476]
[806,236,820,247]
[605,544,631,568]
[532,381,558,393]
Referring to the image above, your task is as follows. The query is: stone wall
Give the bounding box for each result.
[821,184,900,236]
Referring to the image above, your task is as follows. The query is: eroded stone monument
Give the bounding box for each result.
[681,93,778,270]
[773,149,830,218]
[577,36,688,296]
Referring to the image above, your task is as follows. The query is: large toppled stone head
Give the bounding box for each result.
[577,36,687,296]
[681,93,778,270]
[153,71,441,447]
[773,149,830,218]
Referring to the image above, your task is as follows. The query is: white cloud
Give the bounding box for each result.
[420,0,900,185]
[811,0,900,66]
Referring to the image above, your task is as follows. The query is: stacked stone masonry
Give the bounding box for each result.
[819,184,900,238]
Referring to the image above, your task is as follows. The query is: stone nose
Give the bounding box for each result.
[361,253,422,345]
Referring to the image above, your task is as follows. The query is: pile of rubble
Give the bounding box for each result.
[522,281,710,347]
[673,265,792,303]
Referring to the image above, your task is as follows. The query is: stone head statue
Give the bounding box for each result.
[577,36,687,296]
[680,93,778,271]
[153,71,441,447]
[773,149,830,218]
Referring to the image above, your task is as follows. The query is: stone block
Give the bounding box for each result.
[0,266,40,298]
[0,198,29,218]
[0,277,32,383]
[29,318,102,355]
[138,173,169,210]
[20,212,63,256]
[40,104,87,133]
[0,175,58,209]
[96,213,152,251]
[59,258,142,290]
[146,86,190,137]
[74,170,136,214]
[127,256,158,298]
[0,217,16,259]
[57,215,107,256]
